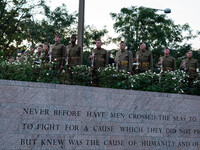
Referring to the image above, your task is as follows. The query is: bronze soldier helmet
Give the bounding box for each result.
[71,34,77,39]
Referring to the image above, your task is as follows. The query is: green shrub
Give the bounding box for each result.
[0,59,60,83]
[98,65,130,89]
[71,65,91,86]
[0,59,199,95]
[130,71,161,91]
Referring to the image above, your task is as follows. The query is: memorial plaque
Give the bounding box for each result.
[0,79,200,150]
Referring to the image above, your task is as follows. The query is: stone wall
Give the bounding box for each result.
[0,79,200,150]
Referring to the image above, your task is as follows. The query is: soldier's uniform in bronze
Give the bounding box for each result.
[67,44,82,67]
[180,58,199,79]
[115,50,133,72]
[135,50,153,73]
[66,44,82,83]
[180,58,199,88]
[52,43,66,70]
[92,48,108,69]
[159,56,176,71]
[91,48,108,85]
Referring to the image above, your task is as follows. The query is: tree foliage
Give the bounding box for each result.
[34,3,77,44]
[110,6,197,52]
[84,25,110,51]
[0,0,48,54]
[1,0,27,54]
[0,0,110,58]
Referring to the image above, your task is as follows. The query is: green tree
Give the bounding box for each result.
[28,2,111,50]
[32,3,77,45]
[110,6,197,53]
[84,25,111,51]
[0,0,78,57]
[0,0,111,59]
[0,0,47,56]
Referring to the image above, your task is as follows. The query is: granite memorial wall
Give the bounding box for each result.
[0,79,200,150]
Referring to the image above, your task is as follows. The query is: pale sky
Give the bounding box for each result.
[48,0,200,50]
